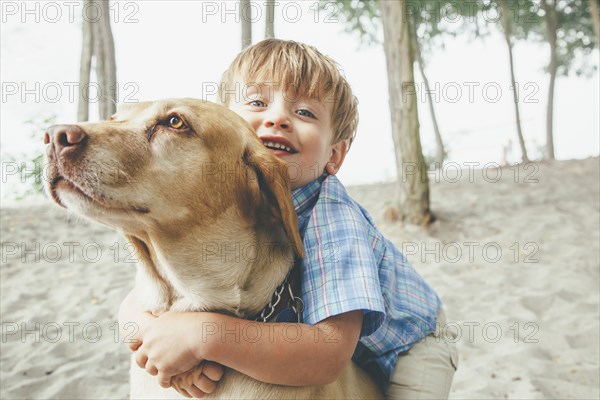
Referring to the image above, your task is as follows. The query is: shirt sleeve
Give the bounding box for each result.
[300,199,385,337]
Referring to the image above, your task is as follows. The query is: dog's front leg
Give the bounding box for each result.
[134,265,172,314]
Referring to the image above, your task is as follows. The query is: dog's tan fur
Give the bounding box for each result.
[44,99,382,399]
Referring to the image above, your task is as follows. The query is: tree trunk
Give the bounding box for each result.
[241,0,252,49]
[498,0,529,163]
[265,0,275,39]
[77,1,117,121]
[77,0,93,122]
[542,0,558,160]
[98,0,117,119]
[380,0,433,225]
[410,20,445,167]
[90,0,116,120]
[590,0,600,48]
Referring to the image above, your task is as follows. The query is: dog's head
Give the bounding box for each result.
[44,99,303,259]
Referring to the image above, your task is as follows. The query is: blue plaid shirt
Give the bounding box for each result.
[292,174,442,390]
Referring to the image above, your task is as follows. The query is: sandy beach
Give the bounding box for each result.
[1,157,599,399]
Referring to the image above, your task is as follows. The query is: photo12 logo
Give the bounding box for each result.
[402,81,540,104]
[1,1,140,24]
[2,82,139,104]
[1,241,139,265]
[200,1,340,24]
[1,321,140,344]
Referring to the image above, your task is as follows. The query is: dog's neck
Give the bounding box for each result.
[126,208,294,318]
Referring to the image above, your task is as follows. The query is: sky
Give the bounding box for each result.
[1,0,598,201]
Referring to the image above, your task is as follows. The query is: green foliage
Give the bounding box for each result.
[326,0,597,75]
[408,0,485,54]
[17,114,57,198]
[544,0,597,77]
[486,0,541,39]
[323,0,484,55]
[18,153,44,197]
[491,0,597,76]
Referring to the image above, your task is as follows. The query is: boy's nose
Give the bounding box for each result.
[264,120,290,130]
[264,113,291,131]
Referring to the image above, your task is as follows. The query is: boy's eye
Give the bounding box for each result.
[250,100,267,108]
[297,109,316,119]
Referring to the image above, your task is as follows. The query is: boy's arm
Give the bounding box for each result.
[203,310,363,386]
[136,309,363,388]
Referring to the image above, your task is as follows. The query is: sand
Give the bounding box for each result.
[1,157,599,399]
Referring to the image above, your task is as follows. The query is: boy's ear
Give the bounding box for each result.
[325,140,349,176]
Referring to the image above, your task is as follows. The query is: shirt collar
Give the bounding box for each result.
[292,174,327,216]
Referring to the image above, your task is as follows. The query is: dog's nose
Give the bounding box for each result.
[44,124,88,156]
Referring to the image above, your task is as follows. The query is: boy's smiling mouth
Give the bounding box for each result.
[260,136,299,155]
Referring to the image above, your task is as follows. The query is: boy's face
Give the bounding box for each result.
[228,82,347,189]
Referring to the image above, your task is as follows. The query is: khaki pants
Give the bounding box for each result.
[386,310,459,400]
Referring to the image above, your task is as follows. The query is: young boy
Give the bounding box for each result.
[119,39,458,399]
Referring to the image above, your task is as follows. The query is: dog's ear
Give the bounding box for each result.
[242,138,305,260]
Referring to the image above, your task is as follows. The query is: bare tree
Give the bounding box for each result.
[380,0,433,225]
[590,0,600,47]
[95,0,117,120]
[541,0,558,160]
[241,0,252,49]
[265,0,275,39]
[497,0,529,162]
[329,0,482,169]
[409,21,445,166]
[494,0,596,161]
[77,0,93,122]
[78,0,117,121]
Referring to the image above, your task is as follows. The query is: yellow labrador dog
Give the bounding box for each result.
[44,99,382,399]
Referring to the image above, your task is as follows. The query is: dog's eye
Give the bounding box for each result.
[168,115,185,129]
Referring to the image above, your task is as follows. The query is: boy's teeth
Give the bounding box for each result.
[265,141,292,153]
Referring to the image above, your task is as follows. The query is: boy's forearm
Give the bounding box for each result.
[195,311,362,386]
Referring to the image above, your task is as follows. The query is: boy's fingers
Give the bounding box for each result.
[158,373,172,388]
[202,362,224,382]
[173,375,195,398]
[145,363,158,376]
[128,339,142,352]
[194,374,217,394]
[187,384,207,398]
[174,386,192,399]
[135,352,147,369]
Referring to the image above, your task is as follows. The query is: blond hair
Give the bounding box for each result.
[219,39,358,147]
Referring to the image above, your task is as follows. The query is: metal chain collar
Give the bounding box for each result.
[256,270,304,323]
[257,275,289,322]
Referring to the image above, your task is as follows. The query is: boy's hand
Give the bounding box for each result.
[119,292,224,394]
[134,311,205,387]
[172,362,225,398]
